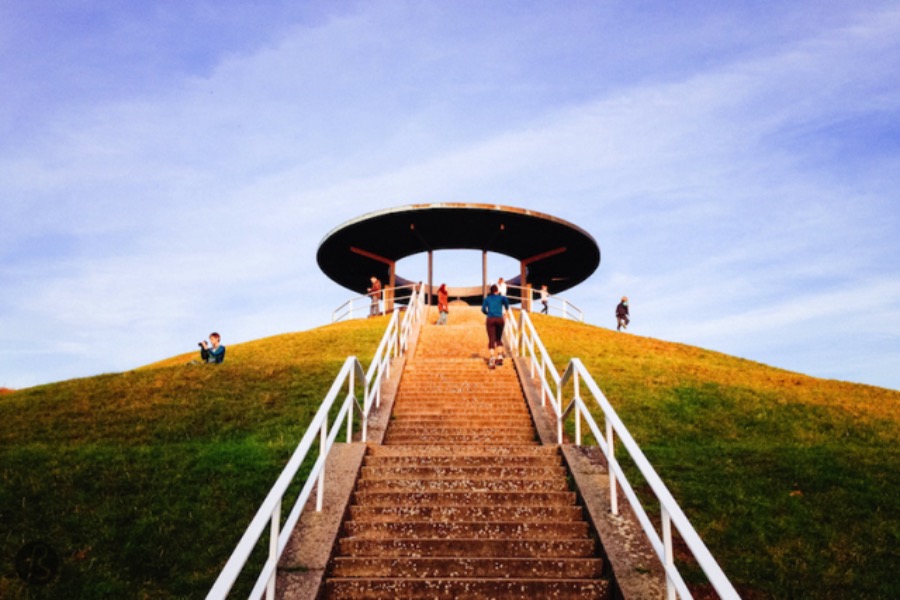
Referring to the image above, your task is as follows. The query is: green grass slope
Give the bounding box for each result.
[0,318,387,599]
[530,315,899,600]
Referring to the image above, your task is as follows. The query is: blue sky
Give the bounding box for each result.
[2,1,898,390]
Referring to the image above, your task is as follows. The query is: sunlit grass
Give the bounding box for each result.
[531,314,899,599]
[0,317,388,599]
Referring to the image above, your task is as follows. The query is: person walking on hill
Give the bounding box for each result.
[540,285,549,314]
[616,296,630,331]
[436,283,449,325]
[482,284,510,369]
[496,277,507,298]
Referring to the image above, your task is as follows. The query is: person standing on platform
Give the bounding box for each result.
[436,283,449,325]
[368,276,382,317]
[496,277,507,298]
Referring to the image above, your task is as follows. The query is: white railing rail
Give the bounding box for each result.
[505,284,584,322]
[332,284,420,323]
[207,288,425,599]
[514,310,740,600]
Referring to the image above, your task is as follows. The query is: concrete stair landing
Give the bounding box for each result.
[324,307,611,599]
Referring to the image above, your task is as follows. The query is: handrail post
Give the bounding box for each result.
[540,356,547,407]
[394,317,400,358]
[662,507,675,600]
[346,368,354,444]
[316,419,327,512]
[518,311,525,356]
[606,418,618,515]
[267,498,281,600]
[557,384,564,444]
[361,403,368,443]
[575,370,582,447]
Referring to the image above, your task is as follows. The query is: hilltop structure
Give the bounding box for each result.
[316,203,601,307]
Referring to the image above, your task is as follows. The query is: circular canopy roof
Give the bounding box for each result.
[317,203,600,301]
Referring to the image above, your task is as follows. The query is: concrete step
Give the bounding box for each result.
[362,455,562,467]
[391,406,529,413]
[399,381,520,387]
[342,521,590,540]
[359,465,566,480]
[348,505,584,523]
[353,478,569,493]
[399,378,518,382]
[338,538,597,558]
[387,420,533,428]
[397,389,523,395]
[387,421,535,439]
[364,445,559,457]
[352,491,577,507]
[326,577,610,599]
[394,396,526,404]
[391,410,530,418]
[394,395,526,402]
[394,384,522,392]
[383,434,538,445]
[329,556,605,578]
[390,410,530,419]
[386,419,533,428]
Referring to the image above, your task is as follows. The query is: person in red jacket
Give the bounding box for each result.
[436,283,449,325]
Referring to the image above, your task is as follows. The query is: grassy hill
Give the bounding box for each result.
[1,314,897,598]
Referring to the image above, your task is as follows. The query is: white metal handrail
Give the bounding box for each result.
[503,284,584,322]
[207,288,425,599]
[331,284,420,322]
[514,310,740,600]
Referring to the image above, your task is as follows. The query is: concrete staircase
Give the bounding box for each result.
[324,307,611,599]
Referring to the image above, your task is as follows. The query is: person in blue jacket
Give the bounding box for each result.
[199,332,226,363]
[481,284,510,369]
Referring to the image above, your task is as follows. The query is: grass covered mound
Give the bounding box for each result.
[530,314,900,600]
[2,314,898,599]
[0,318,388,599]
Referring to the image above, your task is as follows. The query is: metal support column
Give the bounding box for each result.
[482,250,488,297]
[427,251,433,306]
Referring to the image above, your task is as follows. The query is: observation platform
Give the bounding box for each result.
[316,203,600,305]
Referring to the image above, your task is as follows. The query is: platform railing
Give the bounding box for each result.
[207,288,425,599]
[331,284,420,322]
[511,310,740,600]
[504,284,584,322]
